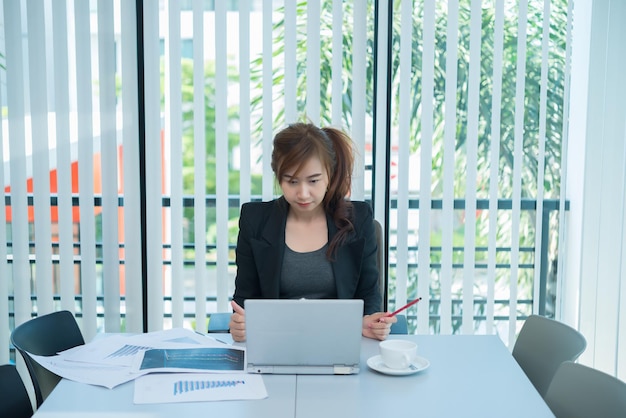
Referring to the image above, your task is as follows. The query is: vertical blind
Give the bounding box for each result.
[2,0,142,358]
[2,0,577,364]
[386,0,573,346]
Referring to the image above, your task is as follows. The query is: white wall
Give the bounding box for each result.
[566,0,626,380]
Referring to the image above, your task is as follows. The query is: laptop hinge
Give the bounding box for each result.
[333,365,359,374]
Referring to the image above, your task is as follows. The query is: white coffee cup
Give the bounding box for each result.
[379,339,418,369]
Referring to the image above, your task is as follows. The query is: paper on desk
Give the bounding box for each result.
[133,373,267,404]
[131,346,246,374]
[28,352,146,388]
[26,328,237,389]
[63,329,226,367]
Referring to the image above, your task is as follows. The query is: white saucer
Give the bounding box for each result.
[366,354,430,376]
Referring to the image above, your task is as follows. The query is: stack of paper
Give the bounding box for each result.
[27,328,267,404]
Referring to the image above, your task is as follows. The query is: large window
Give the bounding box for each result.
[1,0,571,363]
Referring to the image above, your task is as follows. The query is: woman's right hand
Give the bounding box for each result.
[229,300,246,342]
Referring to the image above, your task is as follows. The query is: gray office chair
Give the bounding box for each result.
[11,310,85,407]
[512,314,586,397]
[0,364,34,418]
[544,361,626,418]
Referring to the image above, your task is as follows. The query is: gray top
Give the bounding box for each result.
[280,244,336,299]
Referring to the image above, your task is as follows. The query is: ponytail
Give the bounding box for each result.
[322,127,355,259]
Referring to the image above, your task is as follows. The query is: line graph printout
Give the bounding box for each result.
[133,373,268,404]
[134,347,246,373]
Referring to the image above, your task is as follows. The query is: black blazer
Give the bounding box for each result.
[232,197,382,315]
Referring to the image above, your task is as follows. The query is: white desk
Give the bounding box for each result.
[32,372,296,418]
[296,335,554,418]
[32,334,554,418]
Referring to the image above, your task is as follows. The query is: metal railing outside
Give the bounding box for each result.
[4,195,568,348]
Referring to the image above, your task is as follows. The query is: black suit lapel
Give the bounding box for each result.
[250,201,287,298]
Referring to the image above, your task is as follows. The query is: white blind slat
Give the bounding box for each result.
[556,0,574,324]
[486,0,506,335]
[144,0,163,331]
[461,0,482,335]
[74,0,98,339]
[532,0,551,315]
[166,0,184,328]
[215,0,229,315]
[575,0,606,366]
[192,0,206,329]
[305,0,321,125]
[619,118,626,380]
[331,0,343,127]
[350,0,366,200]
[418,0,436,333]
[262,1,273,200]
[120,0,142,333]
[27,0,54,314]
[373,2,389,220]
[620,167,626,379]
[283,0,297,124]
[51,1,75,313]
[440,1,459,335]
[509,0,529,347]
[238,0,251,206]
[98,0,121,332]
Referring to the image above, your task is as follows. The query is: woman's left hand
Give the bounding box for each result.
[362,312,397,341]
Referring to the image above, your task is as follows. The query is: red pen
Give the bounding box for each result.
[385,297,422,317]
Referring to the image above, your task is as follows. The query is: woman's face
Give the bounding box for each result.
[280,156,329,216]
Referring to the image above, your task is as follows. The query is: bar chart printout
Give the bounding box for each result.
[133,373,268,404]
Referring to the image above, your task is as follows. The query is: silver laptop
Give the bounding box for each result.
[244,299,363,375]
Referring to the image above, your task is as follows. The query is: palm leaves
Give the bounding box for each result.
[250,0,568,200]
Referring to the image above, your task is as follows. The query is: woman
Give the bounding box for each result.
[229,122,395,341]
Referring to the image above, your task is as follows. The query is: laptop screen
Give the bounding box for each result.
[244,299,364,374]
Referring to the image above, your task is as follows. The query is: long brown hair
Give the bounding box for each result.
[271,122,355,259]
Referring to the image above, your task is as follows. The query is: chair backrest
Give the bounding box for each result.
[373,219,385,308]
[544,361,626,418]
[0,364,34,418]
[512,314,586,397]
[373,219,407,334]
[10,310,85,407]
